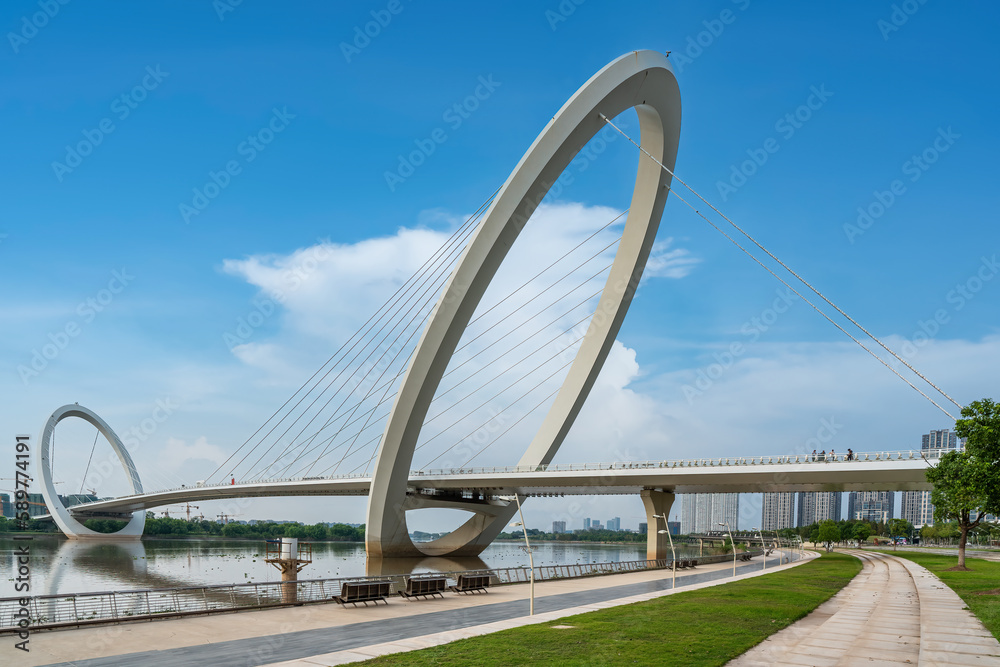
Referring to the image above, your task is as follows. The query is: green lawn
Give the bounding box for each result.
[360,552,862,667]
[879,550,1000,640]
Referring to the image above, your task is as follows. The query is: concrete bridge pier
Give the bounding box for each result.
[640,488,675,560]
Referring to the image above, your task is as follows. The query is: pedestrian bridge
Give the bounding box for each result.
[64,449,934,517]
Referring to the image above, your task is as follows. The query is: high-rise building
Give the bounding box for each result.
[591,520,603,530]
[681,493,739,533]
[583,518,592,530]
[667,521,680,535]
[638,522,647,534]
[903,429,964,527]
[606,517,621,532]
[0,493,11,518]
[901,491,935,527]
[797,492,842,526]
[552,520,566,534]
[922,429,959,451]
[762,492,795,530]
[847,491,895,523]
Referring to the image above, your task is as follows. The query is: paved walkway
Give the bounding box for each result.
[729,550,1000,666]
[15,551,802,667]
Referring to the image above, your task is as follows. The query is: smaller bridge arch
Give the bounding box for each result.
[38,404,145,540]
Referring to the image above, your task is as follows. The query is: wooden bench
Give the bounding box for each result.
[450,573,491,594]
[398,576,447,599]
[333,580,392,606]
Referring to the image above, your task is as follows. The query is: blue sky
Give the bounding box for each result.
[3,1,999,532]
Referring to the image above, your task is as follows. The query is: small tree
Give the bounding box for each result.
[927,451,991,569]
[926,398,1000,569]
[886,518,912,551]
[853,522,872,547]
[817,520,840,552]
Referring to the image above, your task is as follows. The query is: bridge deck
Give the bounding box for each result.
[65,450,935,516]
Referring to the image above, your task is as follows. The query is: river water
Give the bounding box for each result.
[1,536,709,596]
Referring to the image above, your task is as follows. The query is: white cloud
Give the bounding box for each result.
[217,202,699,479]
[644,238,700,279]
[208,200,1000,531]
[157,436,227,476]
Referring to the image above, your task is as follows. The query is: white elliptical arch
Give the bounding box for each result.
[38,404,145,539]
[366,50,681,558]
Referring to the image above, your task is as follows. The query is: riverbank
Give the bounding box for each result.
[3,549,805,666]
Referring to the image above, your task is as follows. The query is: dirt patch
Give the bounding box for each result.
[974,588,1000,595]
[945,565,973,572]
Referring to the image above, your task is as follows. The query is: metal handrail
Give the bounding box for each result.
[0,553,771,632]
[71,449,940,503]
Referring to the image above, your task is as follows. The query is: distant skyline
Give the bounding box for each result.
[3,2,999,532]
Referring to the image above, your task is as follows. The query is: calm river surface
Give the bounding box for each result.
[1,537,709,596]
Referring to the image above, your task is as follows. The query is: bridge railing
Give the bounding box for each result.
[411,448,941,477]
[72,449,941,506]
[0,552,771,633]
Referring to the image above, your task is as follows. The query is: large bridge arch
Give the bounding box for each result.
[366,50,682,558]
[38,404,145,540]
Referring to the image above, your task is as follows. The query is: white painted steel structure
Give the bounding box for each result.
[366,50,681,557]
[59,450,935,517]
[37,404,145,540]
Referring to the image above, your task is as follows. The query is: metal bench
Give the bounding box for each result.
[450,573,491,594]
[398,576,447,599]
[333,580,392,606]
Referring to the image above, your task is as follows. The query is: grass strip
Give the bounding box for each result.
[878,550,1000,640]
[360,552,861,666]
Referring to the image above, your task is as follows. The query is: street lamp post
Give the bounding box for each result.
[755,527,766,570]
[509,494,534,616]
[719,522,736,578]
[653,513,676,589]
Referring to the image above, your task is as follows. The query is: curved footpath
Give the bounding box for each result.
[729,550,1000,666]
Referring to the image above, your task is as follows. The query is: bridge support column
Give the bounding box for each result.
[640,489,675,561]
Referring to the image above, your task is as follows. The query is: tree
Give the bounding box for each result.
[852,522,872,547]
[886,519,912,550]
[927,451,992,569]
[926,398,1000,569]
[306,523,328,541]
[816,520,840,551]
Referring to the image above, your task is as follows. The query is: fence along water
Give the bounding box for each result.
[0,552,768,632]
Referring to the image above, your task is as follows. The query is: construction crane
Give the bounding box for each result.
[185,503,200,521]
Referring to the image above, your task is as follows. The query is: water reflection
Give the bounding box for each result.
[366,555,490,577]
[1,536,708,596]
[45,540,148,596]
